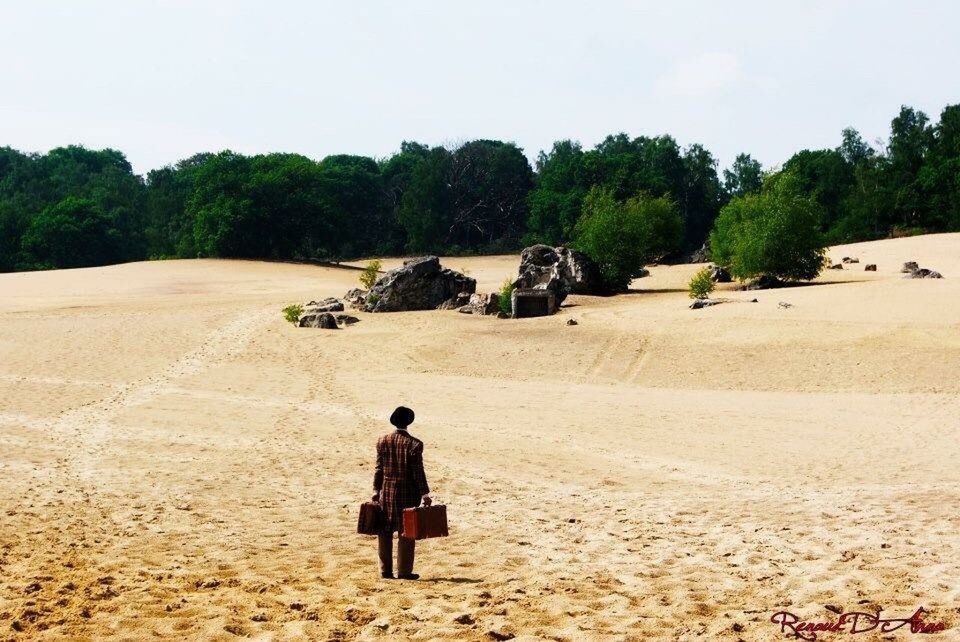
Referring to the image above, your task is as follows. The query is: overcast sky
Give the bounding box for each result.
[1,1,957,175]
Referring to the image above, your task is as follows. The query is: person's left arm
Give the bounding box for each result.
[372,439,384,502]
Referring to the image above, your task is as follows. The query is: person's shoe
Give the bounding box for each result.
[381,572,394,579]
[397,573,419,580]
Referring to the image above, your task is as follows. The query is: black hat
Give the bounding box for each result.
[390,406,415,428]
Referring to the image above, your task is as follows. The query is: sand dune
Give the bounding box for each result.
[1,234,958,640]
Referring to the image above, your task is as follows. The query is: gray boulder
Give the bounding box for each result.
[335,314,360,325]
[364,256,476,312]
[842,257,859,264]
[513,245,604,304]
[864,264,877,271]
[304,297,344,313]
[298,312,339,329]
[828,263,843,270]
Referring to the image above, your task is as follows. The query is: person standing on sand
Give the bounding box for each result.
[373,406,432,580]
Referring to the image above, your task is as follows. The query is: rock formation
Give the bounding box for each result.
[364,256,476,312]
[513,245,604,304]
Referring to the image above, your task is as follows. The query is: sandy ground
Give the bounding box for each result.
[1,234,958,641]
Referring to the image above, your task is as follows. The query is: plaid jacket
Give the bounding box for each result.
[373,429,430,533]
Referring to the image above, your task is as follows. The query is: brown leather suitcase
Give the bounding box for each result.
[401,505,449,540]
[357,502,383,535]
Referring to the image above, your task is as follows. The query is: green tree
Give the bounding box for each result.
[19,196,122,270]
[723,153,763,198]
[710,172,826,282]
[525,140,588,245]
[573,187,682,291]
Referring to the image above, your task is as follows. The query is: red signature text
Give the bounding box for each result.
[770,608,946,640]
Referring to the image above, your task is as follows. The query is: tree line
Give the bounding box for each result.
[1,104,958,274]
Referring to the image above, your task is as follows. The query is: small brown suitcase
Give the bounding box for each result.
[401,505,449,540]
[357,502,383,535]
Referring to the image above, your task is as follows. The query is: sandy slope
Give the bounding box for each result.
[1,235,958,641]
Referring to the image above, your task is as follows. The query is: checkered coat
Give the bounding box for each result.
[373,429,430,533]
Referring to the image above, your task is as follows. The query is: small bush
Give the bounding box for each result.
[359,259,382,290]
[366,293,380,307]
[282,304,304,324]
[688,267,715,299]
[498,278,514,315]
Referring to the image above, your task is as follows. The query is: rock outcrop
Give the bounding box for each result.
[513,245,604,305]
[343,288,367,309]
[364,256,476,312]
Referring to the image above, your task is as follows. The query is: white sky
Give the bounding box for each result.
[1,1,957,175]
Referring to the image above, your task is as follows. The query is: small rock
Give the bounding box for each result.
[335,314,360,325]
[825,604,843,614]
[304,297,344,313]
[689,298,722,309]
[841,257,859,264]
[750,298,758,303]
[251,613,268,622]
[24,582,41,594]
[566,319,578,326]
[732,623,744,632]
[901,261,919,273]
[488,631,515,641]
[778,301,793,309]
[829,263,843,270]
[864,264,877,271]
[290,602,305,611]
[496,311,509,319]
[710,265,732,283]
[454,613,475,625]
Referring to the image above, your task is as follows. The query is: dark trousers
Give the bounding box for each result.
[378,532,415,576]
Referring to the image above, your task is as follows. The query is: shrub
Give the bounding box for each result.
[498,278,514,315]
[359,259,382,290]
[282,303,303,324]
[710,172,826,282]
[573,187,682,291]
[688,267,715,299]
